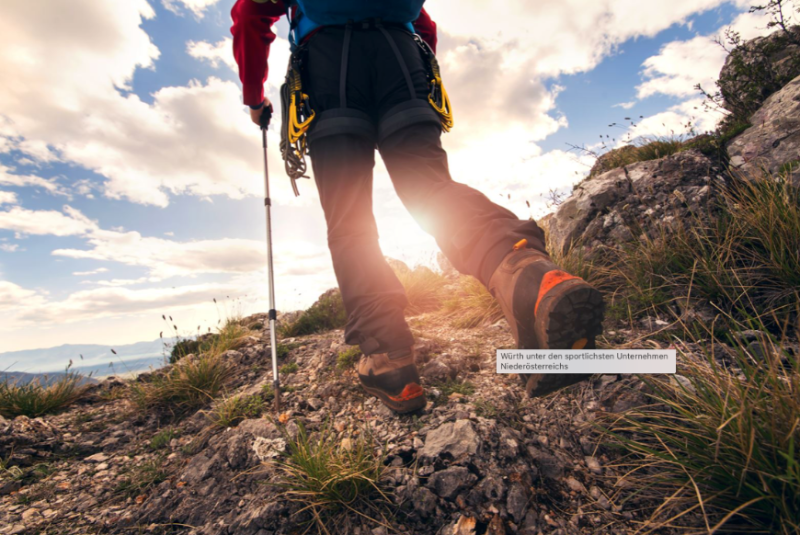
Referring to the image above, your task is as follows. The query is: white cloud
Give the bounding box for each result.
[636,8,782,101]
[614,101,637,110]
[162,0,222,19]
[73,268,109,276]
[187,38,237,71]
[621,97,723,143]
[0,281,44,311]
[0,1,303,208]
[53,229,267,280]
[0,165,69,197]
[0,191,18,205]
[637,35,728,99]
[0,205,98,237]
[0,243,19,253]
[13,281,238,324]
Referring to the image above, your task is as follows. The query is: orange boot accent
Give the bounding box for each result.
[388,383,424,402]
[534,270,579,316]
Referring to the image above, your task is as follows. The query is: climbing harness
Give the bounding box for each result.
[279,45,315,196]
[277,15,454,196]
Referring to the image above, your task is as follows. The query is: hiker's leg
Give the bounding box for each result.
[304,27,414,357]
[379,123,547,287]
[308,135,414,356]
[372,28,547,287]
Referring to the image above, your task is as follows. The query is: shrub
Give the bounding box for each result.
[0,372,88,418]
[279,289,347,337]
[207,394,263,428]
[599,318,800,533]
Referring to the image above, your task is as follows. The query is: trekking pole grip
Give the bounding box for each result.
[259,104,273,130]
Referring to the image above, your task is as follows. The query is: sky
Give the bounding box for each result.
[0,0,792,356]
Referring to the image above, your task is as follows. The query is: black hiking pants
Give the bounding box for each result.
[302,24,547,356]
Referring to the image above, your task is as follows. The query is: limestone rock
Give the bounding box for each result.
[728,75,800,184]
[420,420,481,459]
[548,150,717,256]
[427,466,477,499]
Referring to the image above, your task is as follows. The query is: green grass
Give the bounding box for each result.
[430,379,476,405]
[270,420,390,533]
[394,265,448,315]
[441,275,504,328]
[554,171,800,330]
[336,347,362,371]
[130,353,234,415]
[207,394,264,428]
[599,315,800,534]
[170,318,250,364]
[0,372,89,418]
[279,290,347,338]
[588,137,687,178]
[115,456,168,497]
[280,362,298,375]
[149,428,180,450]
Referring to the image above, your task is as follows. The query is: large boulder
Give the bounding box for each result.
[547,150,719,256]
[727,74,800,184]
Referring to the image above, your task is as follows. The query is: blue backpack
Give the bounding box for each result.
[285,0,426,46]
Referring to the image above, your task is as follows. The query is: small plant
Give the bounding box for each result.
[280,362,299,375]
[278,289,347,337]
[115,456,168,497]
[149,428,180,450]
[473,399,498,419]
[207,394,263,428]
[271,419,389,532]
[336,347,362,371]
[442,275,504,328]
[130,353,233,415]
[431,378,476,405]
[0,371,89,418]
[394,265,448,314]
[167,316,249,364]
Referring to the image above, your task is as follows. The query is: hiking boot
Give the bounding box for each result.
[488,239,605,397]
[357,348,427,414]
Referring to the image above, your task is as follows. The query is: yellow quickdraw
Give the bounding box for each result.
[286,68,315,144]
[280,57,315,195]
[416,36,453,132]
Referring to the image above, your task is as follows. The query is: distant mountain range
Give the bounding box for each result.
[0,339,168,375]
[1,371,100,387]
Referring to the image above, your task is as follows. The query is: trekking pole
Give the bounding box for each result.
[259,106,281,412]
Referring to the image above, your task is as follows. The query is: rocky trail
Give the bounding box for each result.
[0,311,670,535]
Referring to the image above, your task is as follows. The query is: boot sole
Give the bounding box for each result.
[520,275,605,397]
[361,384,427,414]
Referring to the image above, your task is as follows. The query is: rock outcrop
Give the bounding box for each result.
[547,150,720,256]
[727,74,800,183]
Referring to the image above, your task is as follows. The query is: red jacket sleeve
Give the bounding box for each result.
[414,7,437,54]
[230,0,286,107]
